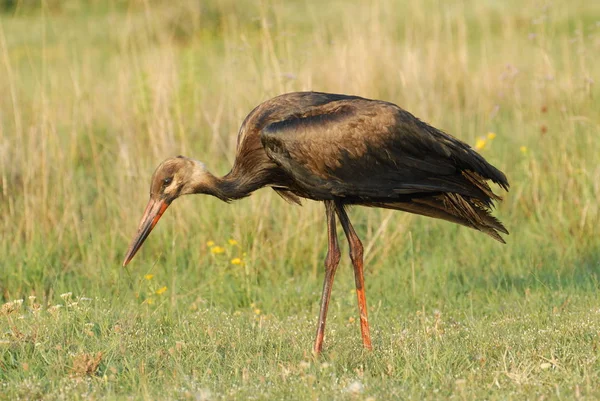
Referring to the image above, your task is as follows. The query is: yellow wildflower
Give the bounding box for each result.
[211,246,225,254]
[254,308,261,315]
[156,286,168,295]
[206,240,215,247]
[520,146,528,154]
[228,239,238,246]
[231,257,243,265]
[475,138,486,150]
[144,274,154,280]
[487,132,497,140]
[144,298,155,305]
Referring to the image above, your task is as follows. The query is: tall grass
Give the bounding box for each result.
[1,0,599,399]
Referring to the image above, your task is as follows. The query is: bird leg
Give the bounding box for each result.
[335,202,373,350]
[313,200,341,354]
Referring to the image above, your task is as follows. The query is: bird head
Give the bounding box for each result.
[122,156,210,267]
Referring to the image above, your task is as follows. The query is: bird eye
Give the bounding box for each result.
[163,177,173,186]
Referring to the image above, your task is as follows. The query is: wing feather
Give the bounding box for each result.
[261,97,508,204]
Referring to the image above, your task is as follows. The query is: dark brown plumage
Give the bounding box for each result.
[123,91,509,353]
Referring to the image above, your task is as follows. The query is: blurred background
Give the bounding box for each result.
[0,0,599,397]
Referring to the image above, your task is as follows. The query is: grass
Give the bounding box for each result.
[1,0,599,399]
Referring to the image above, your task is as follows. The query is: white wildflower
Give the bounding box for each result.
[344,380,364,394]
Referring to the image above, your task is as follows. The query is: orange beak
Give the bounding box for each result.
[122,198,169,267]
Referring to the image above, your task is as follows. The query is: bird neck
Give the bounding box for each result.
[199,169,267,202]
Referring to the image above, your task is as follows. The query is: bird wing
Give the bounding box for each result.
[260,97,508,203]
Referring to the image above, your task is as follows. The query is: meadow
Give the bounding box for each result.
[1,0,599,399]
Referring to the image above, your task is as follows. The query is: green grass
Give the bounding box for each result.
[1,0,599,399]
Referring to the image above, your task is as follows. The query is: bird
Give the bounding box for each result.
[122,91,509,354]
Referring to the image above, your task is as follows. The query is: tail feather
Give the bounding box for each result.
[364,192,508,243]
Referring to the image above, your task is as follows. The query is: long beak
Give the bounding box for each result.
[122,198,169,267]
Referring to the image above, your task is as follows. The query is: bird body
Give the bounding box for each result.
[223,91,507,240]
[123,91,509,353]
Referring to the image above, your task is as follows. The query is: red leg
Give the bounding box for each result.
[313,200,341,354]
[335,202,373,350]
